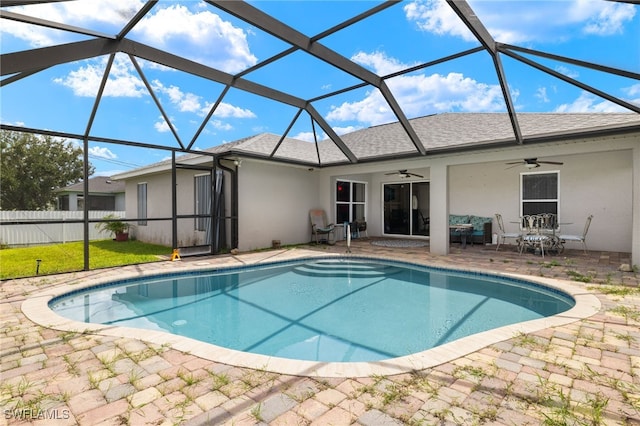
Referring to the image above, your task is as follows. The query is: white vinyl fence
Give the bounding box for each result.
[0,211,126,246]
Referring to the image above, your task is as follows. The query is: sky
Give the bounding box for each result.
[1,0,639,177]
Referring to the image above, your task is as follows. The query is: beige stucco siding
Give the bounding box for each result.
[118,133,638,259]
[448,149,633,252]
[124,169,216,248]
[237,161,319,251]
[317,139,636,254]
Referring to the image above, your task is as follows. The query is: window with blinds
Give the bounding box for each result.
[521,172,559,216]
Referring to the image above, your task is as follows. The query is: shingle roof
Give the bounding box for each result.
[115,112,640,178]
[55,176,125,194]
[334,113,640,160]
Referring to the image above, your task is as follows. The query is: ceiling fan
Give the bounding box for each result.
[506,158,564,169]
[385,169,424,178]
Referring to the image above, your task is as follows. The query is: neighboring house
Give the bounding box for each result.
[55,176,125,211]
[113,113,640,265]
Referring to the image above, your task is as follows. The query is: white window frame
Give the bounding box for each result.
[520,171,560,218]
[335,179,367,224]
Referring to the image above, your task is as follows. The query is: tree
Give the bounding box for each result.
[1,130,94,210]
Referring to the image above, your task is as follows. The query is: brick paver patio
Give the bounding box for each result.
[1,240,639,425]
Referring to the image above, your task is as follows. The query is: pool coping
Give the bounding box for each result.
[21,250,601,378]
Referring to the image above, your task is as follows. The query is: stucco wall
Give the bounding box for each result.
[237,161,319,251]
[448,149,633,252]
[114,193,126,211]
[120,134,638,256]
[124,169,223,248]
[316,141,635,254]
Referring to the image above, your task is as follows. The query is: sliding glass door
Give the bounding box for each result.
[383,182,429,236]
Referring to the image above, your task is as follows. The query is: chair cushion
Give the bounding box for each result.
[469,216,492,232]
[559,235,581,241]
[449,214,470,226]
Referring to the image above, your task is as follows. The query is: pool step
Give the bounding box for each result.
[292,261,401,278]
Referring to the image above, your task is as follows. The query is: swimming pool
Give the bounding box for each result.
[50,258,575,364]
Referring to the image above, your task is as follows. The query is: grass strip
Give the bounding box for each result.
[1,240,171,280]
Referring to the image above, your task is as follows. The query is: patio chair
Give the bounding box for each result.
[558,214,593,254]
[354,220,368,238]
[495,213,521,251]
[519,214,552,258]
[309,209,335,244]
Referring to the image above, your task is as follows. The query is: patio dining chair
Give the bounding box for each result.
[537,213,558,234]
[354,220,368,238]
[519,214,552,258]
[558,214,593,254]
[309,209,335,244]
[495,213,521,251]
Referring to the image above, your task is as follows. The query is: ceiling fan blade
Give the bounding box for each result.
[505,161,524,165]
[386,169,422,178]
[505,164,523,170]
[538,161,564,165]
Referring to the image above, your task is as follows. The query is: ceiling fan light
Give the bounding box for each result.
[525,162,538,169]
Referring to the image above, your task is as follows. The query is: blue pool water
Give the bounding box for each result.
[50,258,574,362]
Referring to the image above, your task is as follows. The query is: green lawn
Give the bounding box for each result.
[0,240,172,280]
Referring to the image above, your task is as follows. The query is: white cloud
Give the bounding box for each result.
[56,58,258,126]
[3,2,257,75]
[132,4,258,73]
[54,54,147,97]
[89,146,117,160]
[151,80,201,113]
[404,0,474,41]
[332,126,362,136]
[154,116,174,133]
[535,87,550,103]
[2,0,144,47]
[404,0,636,44]
[571,0,635,35]
[328,53,504,126]
[624,83,640,98]
[209,120,233,131]
[351,52,413,75]
[555,66,580,80]
[0,20,56,48]
[208,102,256,119]
[291,131,316,142]
[554,91,626,112]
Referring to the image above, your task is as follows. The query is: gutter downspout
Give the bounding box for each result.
[216,157,238,252]
[172,152,177,251]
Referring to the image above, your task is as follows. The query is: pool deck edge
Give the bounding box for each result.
[21,249,601,378]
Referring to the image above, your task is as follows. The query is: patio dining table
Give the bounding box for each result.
[512,214,572,256]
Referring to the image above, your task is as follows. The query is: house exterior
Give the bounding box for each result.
[55,176,125,211]
[114,113,640,265]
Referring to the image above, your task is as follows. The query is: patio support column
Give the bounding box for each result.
[429,162,450,255]
[632,146,640,267]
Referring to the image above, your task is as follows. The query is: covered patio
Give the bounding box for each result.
[2,241,638,425]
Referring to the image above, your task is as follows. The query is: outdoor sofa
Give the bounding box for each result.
[449,214,493,245]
